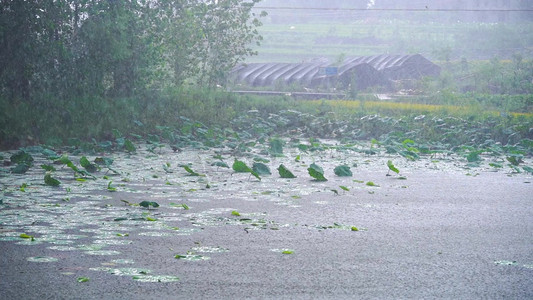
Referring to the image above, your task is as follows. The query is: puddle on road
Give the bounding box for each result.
[191,246,229,253]
[27,256,58,262]
[270,248,295,254]
[84,250,121,256]
[175,254,211,261]
[494,260,533,270]
[132,275,180,282]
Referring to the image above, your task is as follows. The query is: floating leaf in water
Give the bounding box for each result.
[252,162,271,175]
[253,156,270,163]
[162,163,173,173]
[11,163,30,174]
[232,159,261,180]
[95,157,113,166]
[250,171,261,181]
[56,154,71,165]
[107,181,116,192]
[41,164,56,172]
[334,165,352,177]
[308,163,327,181]
[231,210,241,216]
[278,164,296,178]
[211,161,229,168]
[183,165,202,176]
[233,159,252,173]
[41,148,59,159]
[57,155,79,172]
[387,160,400,175]
[77,277,89,283]
[366,181,379,187]
[351,226,359,231]
[523,166,533,174]
[139,201,159,209]
[466,151,483,162]
[297,144,309,152]
[399,150,419,161]
[44,173,61,186]
[11,150,34,165]
[506,155,523,166]
[339,186,349,191]
[56,155,96,178]
[80,156,98,173]
[94,157,118,173]
[124,139,136,153]
[269,139,284,156]
[20,233,35,241]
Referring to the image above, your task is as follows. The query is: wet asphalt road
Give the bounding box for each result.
[1,168,532,299]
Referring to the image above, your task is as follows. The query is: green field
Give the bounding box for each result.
[248,18,533,63]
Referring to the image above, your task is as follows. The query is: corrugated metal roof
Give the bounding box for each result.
[231,54,440,89]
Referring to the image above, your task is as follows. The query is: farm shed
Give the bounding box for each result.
[231,54,440,90]
[346,54,442,80]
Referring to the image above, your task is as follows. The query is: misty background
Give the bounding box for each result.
[249,0,533,62]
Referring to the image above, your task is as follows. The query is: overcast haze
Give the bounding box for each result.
[249,0,533,63]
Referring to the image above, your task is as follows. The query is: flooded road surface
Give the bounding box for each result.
[1,145,532,299]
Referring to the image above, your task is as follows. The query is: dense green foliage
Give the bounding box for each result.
[418,56,533,96]
[0,0,265,148]
[0,0,265,98]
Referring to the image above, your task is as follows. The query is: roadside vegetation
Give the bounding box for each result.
[1,58,531,156]
[0,1,531,160]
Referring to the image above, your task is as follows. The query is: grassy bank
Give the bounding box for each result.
[312,99,533,118]
[0,89,297,149]
[1,87,532,155]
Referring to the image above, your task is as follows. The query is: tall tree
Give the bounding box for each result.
[160,0,266,88]
[73,0,157,97]
[0,0,73,102]
[194,0,266,87]
[0,0,266,100]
